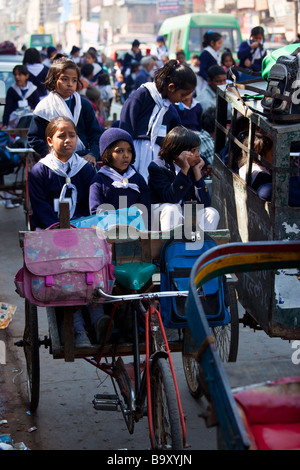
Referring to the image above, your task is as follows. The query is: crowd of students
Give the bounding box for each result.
[1,27,300,344]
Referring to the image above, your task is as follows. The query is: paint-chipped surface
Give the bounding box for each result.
[275,269,300,309]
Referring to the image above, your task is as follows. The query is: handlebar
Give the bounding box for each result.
[97,288,188,303]
[5,146,36,153]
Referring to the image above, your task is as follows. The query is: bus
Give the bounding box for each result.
[29,34,54,50]
[158,13,242,61]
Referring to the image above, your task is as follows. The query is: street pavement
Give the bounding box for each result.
[0,201,299,451]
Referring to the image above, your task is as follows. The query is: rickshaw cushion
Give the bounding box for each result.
[113,262,157,291]
[234,377,300,450]
[15,227,115,307]
[159,234,230,328]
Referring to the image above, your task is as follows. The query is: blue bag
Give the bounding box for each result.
[0,131,20,166]
[159,234,230,328]
[71,206,146,231]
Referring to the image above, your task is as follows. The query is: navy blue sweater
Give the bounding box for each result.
[119,87,181,147]
[174,102,203,132]
[148,158,211,207]
[27,95,103,159]
[29,160,96,229]
[89,167,151,227]
[198,50,218,81]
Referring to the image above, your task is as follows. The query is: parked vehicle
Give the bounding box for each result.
[158,13,242,61]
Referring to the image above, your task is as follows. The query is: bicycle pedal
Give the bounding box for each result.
[93,394,119,411]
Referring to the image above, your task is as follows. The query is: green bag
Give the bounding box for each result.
[262,43,300,80]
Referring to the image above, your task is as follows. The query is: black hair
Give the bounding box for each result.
[44,57,82,92]
[207,65,226,80]
[154,59,196,95]
[251,26,264,38]
[101,140,135,166]
[221,49,236,66]
[97,72,110,86]
[23,47,41,65]
[201,107,216,134]
[13,64,29,76]
[81,63,94,78]
[159,126,200,164]
[202,31,222,49]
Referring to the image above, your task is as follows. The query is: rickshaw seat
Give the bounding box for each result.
[113,262,157,291]
[233,377,300,450]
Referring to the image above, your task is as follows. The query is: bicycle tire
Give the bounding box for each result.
[211,284,239,362]
[23,300,40,412]
[151,357,183,450]
[182,329,203,398]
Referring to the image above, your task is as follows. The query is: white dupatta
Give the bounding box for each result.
[40,152,87,218]
[33,91,85,151]
[141,82,171,150]
[99,165,140,193]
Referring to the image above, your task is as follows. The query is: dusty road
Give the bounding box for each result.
[0,203,299,452]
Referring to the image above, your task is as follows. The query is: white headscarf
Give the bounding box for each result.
[99,165,140,193]
[40,152,87,218]
[33,91,85,152]
[141,82,171,149]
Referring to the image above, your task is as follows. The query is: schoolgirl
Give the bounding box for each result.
[2,65,41,129]
[89,128,151,228]
[22,47,49,98]
[198,31,223,93]
[27,57,103,166]
[119,59,197,180]
[238,26,267,74]
[148,126,219,231]
[28,116,106,347]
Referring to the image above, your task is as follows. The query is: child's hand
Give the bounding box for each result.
[84,153,97,168]
[174,151,192,175]
[191,156,205,181]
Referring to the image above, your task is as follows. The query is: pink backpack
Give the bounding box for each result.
[15,227,115,307]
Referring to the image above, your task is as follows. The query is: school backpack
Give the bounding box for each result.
[0,131,20,174]
[261,47,300,122]
[159,234,230,329]
[14,227,115,307]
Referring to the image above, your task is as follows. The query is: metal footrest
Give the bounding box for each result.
[93,394,119,411]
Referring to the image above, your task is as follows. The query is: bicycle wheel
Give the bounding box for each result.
[211,284,239,362]
[23,300,40,412]
[182,328,203,398]
[151,357,183,450]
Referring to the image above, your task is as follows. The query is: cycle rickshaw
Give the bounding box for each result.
[211,78,300,340]
[185,240,300,450]
[15,202,239,450]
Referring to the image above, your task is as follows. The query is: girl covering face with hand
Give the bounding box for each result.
[148,126,219,232]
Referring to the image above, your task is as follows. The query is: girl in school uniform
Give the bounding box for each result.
[148,126,219,232]
[2,65,41,129]
[89,127,151,229]
[119,59,197,180]
[197,31,223,93]
[28,116,108,347]
[27,57,103,166]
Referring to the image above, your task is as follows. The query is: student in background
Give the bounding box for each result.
[198,31,223,93]
[119,59,196,180]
